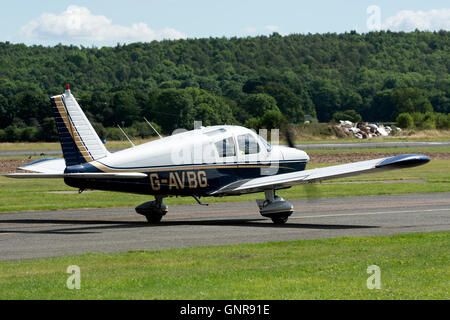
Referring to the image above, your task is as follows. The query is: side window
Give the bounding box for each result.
[215,137,236,157]
[237,134,260,155]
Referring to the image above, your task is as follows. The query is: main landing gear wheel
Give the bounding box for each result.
[271,216,289,225]
[135,195,168,224]
[257,190,293,225]
[144,214,164,223]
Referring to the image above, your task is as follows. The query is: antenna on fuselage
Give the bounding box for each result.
[144,117,163,139]
[117,125,136,147]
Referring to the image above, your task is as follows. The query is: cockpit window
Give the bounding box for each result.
[204,128,226,136]
[215,137,236,157]
[237,134,260,155]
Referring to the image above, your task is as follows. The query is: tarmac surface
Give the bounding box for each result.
[0,192,449,261]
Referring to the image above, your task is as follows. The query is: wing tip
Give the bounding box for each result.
[376,154,430,169]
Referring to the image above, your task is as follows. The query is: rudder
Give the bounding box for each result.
[51,85,109,166]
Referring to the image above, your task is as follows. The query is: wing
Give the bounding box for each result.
[210,154,430,196]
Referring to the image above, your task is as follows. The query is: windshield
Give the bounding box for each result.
[257,134,272,152]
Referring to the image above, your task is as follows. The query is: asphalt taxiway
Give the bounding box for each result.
[0,192,449,261]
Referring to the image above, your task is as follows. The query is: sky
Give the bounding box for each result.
[0,0,449,46]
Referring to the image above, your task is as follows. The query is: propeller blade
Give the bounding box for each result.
[304,182,322,202]
[283,123,296,148]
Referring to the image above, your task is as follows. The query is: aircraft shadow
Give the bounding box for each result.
[0,218,378,235]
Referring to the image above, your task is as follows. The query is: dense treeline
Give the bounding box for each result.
[0,31,449,141]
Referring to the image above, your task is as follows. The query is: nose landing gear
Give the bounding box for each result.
[256,190,293,224]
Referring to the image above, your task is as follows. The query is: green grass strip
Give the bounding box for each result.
[0,232,448,299]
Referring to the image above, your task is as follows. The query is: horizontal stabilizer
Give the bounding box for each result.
[18,158,66,174]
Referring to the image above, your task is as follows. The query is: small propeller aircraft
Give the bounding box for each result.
[3,85,430,224]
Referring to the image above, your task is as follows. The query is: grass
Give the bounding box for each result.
[0,232,447,299]
[307,146,450,154]
[0,160,448,212]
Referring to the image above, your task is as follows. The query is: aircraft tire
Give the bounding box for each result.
[145,214,164,223]
[271,216,289,224]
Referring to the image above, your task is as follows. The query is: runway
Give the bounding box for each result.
[0,192,449,261]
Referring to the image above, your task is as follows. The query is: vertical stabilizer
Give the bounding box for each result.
[51,85,109,166]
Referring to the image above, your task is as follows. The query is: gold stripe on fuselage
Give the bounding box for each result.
[89,160,292,173]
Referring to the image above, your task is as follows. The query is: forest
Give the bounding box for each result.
[0,30,448,141]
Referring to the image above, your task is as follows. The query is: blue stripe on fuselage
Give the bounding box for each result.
[63,161,307,196]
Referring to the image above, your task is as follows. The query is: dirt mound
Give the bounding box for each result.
[0,159,32,173]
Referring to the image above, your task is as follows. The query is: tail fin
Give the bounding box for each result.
[50,85,109,166]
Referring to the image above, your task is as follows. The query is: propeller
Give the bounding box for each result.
[283,123,296,149]
[282,123,322,201]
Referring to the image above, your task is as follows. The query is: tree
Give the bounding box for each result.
[392,88,433,117]
[38,117,58,141]
[0,94,12,128]
[261,82,305,123]
[396,113,414,129]
[332,110,362,123]
[0,31,449,141]
[244,93,279,118]
[111,91,141,126]
[310,79,341,122]
[369,90,394,121]
[185,87,235,126]
[153,89,195,133]
[89,91,111,123]
[12,91,50,125]
[260,109,287,129]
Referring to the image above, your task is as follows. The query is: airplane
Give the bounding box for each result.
[2,85,431,224]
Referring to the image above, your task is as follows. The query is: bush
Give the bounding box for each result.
[259,109,287,129]
[104,127,124,140]
[332,110,362,123]
[410,112,425,128]
[104,126,140,142]
[422,119,436,130]
[435,113,450,129]
[91,122,107,140]
[4,125,20,142]
[131,121,162,138]
[20,127,39,142]
[397,112,449,130]
[396,113,414,129]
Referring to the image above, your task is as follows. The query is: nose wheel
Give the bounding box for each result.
[257,190,293,224]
